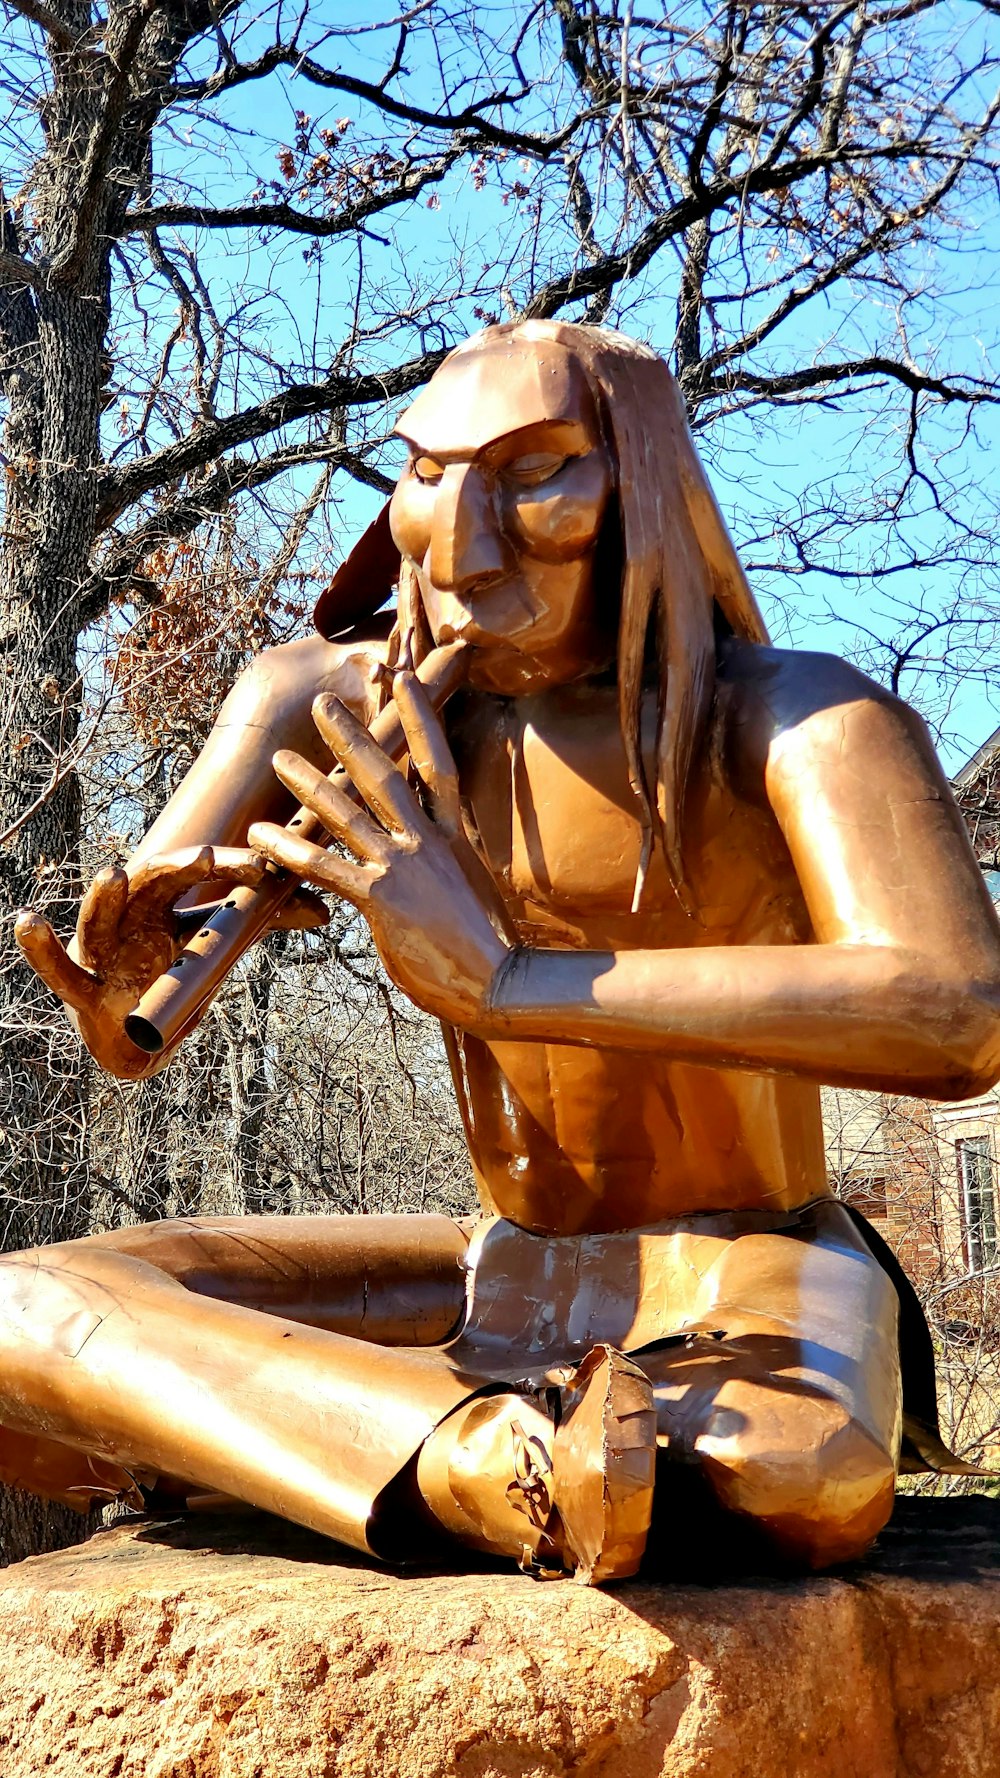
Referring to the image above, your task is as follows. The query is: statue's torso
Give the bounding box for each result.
[444,667,830,1234]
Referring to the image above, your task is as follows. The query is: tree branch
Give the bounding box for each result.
[2,0,75,50]
[83,439,393,625]
[170,42,587,159]
[122,148,462,239]
[685,2,742,195]
[0,249,43,292]
[49,0,165,285]
[0,195,40,444]
[94,353,429,528]
[820,1,869,152]
[522,109,999,322]
[705,358,999,408]
[689,83,1000,396]
[699,221,921,386]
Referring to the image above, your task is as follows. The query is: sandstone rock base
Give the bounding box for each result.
[1,1496,999,1777]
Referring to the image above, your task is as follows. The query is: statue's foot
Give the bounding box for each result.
[416,1344,656,1585]
[549,1343,657,1584]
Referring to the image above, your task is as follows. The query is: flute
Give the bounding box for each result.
[124,639,469,1058]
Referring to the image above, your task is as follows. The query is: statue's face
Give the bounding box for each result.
[390,340,614,695]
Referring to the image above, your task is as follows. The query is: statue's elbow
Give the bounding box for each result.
[221,632,381,759]
[923,975,1000,1101]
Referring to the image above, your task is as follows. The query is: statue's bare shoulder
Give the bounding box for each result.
[717,636,999,973]
[716,635,922,809]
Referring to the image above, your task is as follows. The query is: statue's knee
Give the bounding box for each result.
[700,1402,896,1569]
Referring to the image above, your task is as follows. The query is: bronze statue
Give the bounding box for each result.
[10,322,1000,1585]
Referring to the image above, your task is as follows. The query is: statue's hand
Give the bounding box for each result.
[249,671,516,1031]
[14,846,314,1078]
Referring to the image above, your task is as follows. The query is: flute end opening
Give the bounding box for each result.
[124,1013,165,1054]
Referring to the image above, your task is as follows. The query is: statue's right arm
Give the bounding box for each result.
[132,631,389,868]
[16,630,389,1081]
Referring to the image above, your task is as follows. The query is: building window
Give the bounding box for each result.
[958,1136,998,1272]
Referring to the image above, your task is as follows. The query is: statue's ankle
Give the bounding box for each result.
[417,1391,558,1571]
[416,1346,656,1584]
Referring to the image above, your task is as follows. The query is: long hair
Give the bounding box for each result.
[315,320,769,908]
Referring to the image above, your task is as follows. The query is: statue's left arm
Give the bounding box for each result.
[251,659,1000,1102]
[489,655,1000,1098]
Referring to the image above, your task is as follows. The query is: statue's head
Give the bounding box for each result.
[389,328,616,700]
[319,320,768,903]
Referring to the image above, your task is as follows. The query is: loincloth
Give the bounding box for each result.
[439,1195,964,1477]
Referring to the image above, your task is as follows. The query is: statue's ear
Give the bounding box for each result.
[313,502,401,639]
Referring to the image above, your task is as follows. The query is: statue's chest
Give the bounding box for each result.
[450,690,807,948]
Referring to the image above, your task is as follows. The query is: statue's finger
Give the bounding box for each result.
[247,821,372,903]
[127,846,216,898]
[393,672,463,838]
[76,867,129,974]
[14,912,97,1013]
[198,846,270,886]
[271,751,387,863]
[127,847,265,924]
[311,695,418,835]
[128,846,263,897]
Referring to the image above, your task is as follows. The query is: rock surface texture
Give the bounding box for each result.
[1,1496,999,1777]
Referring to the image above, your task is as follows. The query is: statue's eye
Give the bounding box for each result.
[503,453,569,487]
[412,456,445,484]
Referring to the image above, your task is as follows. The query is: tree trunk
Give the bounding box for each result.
[0,0,209,1560]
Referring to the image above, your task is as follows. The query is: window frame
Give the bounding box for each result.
[957,1134,998,1274]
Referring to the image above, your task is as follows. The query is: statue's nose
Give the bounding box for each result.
[428,464,510,595]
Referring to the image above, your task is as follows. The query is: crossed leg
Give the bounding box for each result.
[395,1201,903,1576]
[0,1215,474,1544]
[0,1204,902,1579]
[0,1212,657,1580]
